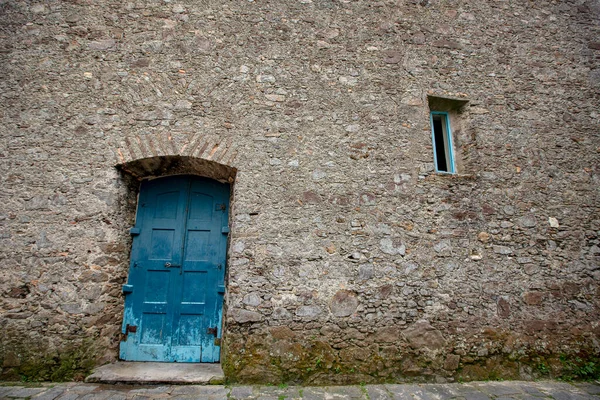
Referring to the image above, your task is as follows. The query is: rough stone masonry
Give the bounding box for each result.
[1,0,599,384]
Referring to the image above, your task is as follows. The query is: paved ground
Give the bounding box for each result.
[0,380,598,400]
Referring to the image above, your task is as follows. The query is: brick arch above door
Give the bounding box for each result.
[113,132,238,182]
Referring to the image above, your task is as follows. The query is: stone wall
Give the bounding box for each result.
[1,0,599,383]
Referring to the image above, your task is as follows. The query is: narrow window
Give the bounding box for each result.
[430,112,455,173]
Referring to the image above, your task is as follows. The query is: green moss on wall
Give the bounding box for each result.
[222,330,600,385]
[1,340,98,382]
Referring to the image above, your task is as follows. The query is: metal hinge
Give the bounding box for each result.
[207,327,218,337]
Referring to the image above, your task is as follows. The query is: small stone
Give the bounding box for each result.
[312,170,326,180]
[84,302,106,315]
[272,307,291,319]
[127,57,149,68]
[493,245,512,255]
[503,205,515,215]
[588,42,600,50]
[497,297,510,318]
[84,115,100,125]
[65,13,80,24]
[517,257,533,264]
[373,326,401,343]
[383,50,402,64]
[345,124,360,133]
[477,232,490,243]
[433,240,452,254]
[322,28,339,39]
[358,264,373,280]
[471,107,490,115]
[239,65,250,74]
[524,264,540,275]
[548,217,559,228]
[338,76,358,86]
[270,326,296,340]
[523,291,543,305]
[402,97,423,106]
[432,40,462,49]
[232,241,245,254]
[404,263,418,275]
[61,303,82,314]
[174,100,192,110]
[232,309,263,323]
[412,32,426,45]
[377,284,394,299]
[402,320,446,350]
[89,39,116,51]
[329,290,358,317]
[242,293,262,307]
[2,352,20,367]
[380,238,405,256]
[172,4,185,13]
[518,215,537,228]
[194,37,211,54]
[265,94,285,102]
[295,305,322,318]
[256,74,276,83]
[31,4,48,14]
[444,354,460,371]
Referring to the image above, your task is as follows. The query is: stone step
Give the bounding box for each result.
[85,362,225,385]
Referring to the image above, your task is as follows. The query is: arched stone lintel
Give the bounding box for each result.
[118,155,237,184]
[113,132,239,182]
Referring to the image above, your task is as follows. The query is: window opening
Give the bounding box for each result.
[430,112,455,174]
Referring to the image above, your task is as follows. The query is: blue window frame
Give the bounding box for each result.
[430,111,455,174]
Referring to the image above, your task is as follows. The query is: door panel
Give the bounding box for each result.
[149,229,175,259]
[120,175,229,362]
[184,230,211,260]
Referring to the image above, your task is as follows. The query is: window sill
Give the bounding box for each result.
[421,173,476,181]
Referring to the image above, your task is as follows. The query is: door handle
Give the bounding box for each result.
[164,262,181,268]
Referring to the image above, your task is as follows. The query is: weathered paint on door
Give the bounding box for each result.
[120,175,229,362]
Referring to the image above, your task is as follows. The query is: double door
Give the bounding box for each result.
[120,175,229,362]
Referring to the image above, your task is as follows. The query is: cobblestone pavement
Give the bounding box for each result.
[0,380,598,400]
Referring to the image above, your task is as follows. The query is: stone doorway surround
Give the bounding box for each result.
[112,146,238,384]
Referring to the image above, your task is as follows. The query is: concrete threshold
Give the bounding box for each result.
[85,362,224,385]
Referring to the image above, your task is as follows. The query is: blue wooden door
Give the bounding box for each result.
[120,175,229,362]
